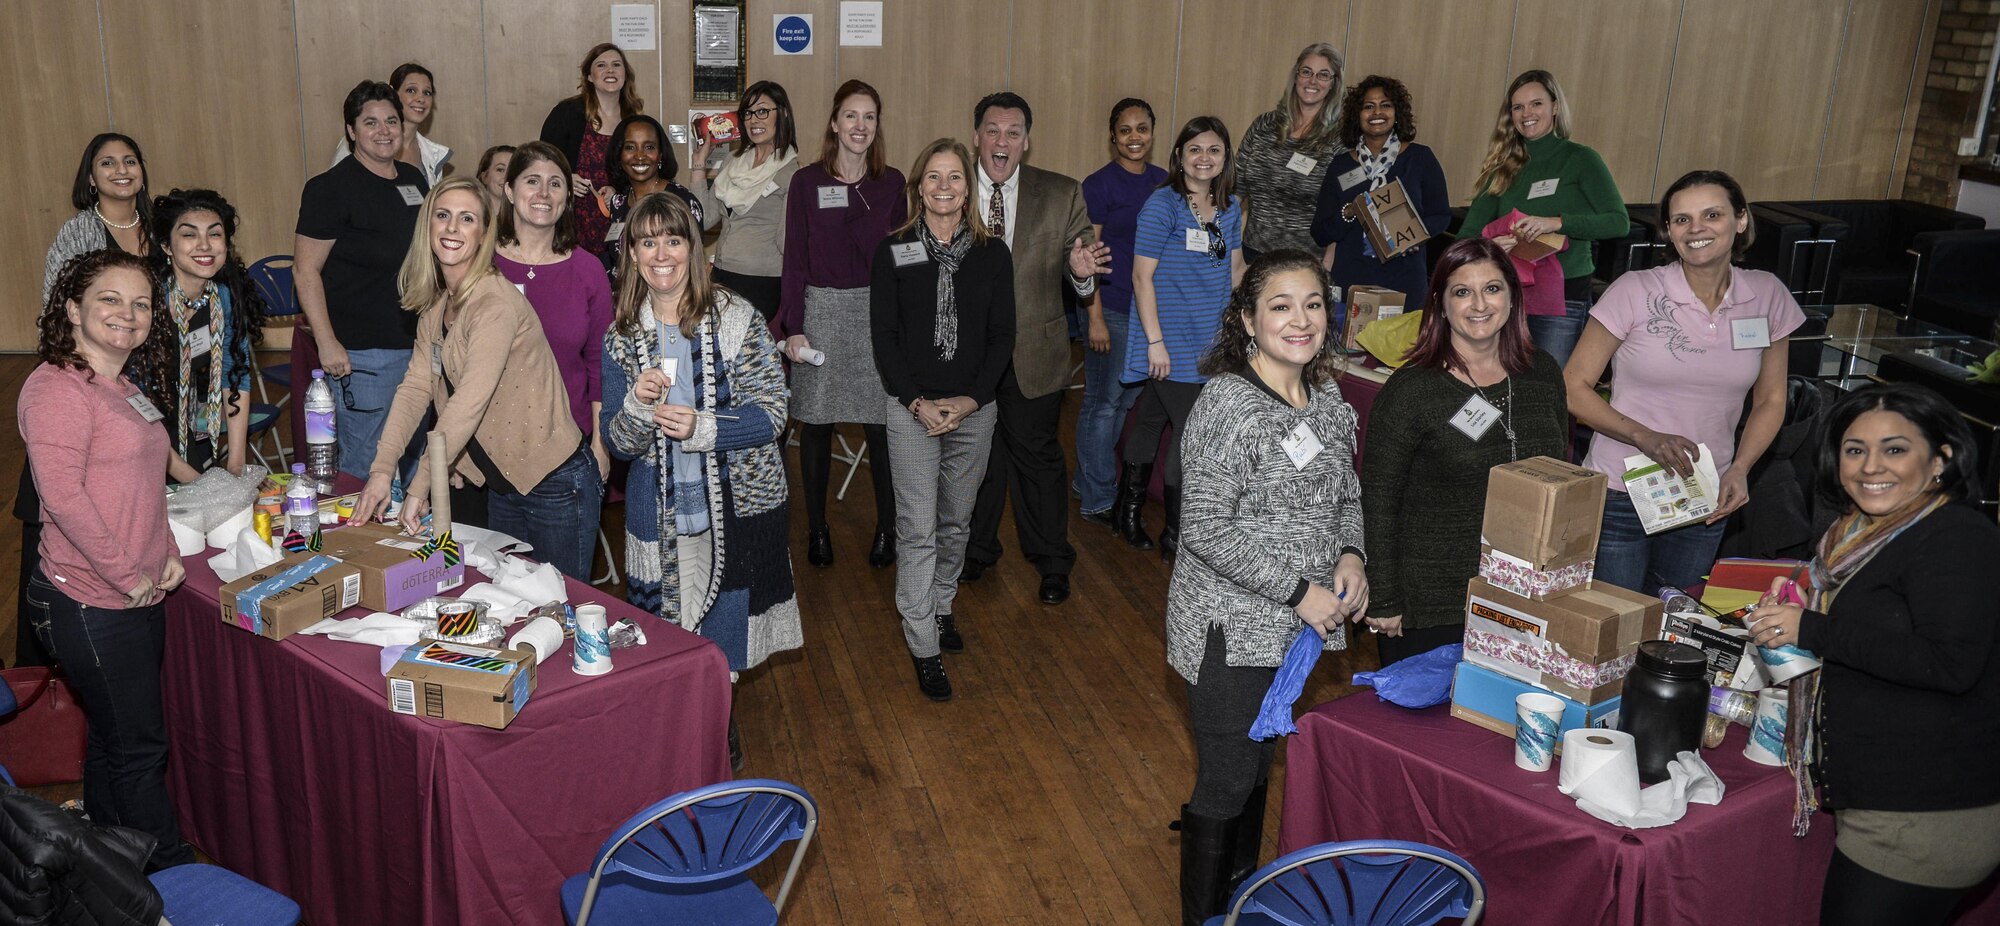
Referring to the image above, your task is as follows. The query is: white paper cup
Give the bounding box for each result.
[1514,692,1565,772]
[1744,687,1789,766]
[1756,641,1821,685]
[571,604,613,676]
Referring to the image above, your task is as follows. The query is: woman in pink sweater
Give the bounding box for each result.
[19,249,191,869]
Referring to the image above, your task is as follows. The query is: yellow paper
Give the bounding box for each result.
[1355,309,1425,368]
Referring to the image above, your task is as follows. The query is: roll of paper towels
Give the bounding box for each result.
[508,616,564,665]
[1559,728,1643,818]
[205,505,255,549]
[170,519,206,556]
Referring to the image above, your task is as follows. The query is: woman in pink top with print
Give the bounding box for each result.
[1562,170,1803,592]
[19,249,193,869]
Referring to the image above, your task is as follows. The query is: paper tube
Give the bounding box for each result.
[1559,728,1643,818]
[426,431,451,533]
[509,616,564,665]
[1514,693,1565,772]
[1744,688,1789,766]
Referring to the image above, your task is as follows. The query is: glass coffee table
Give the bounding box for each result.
[1802,304,1995,377]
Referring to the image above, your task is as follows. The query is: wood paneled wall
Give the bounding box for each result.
[0,0,1938,350]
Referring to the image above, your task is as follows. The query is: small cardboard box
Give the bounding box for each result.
[1481,457,1606,568]
[386,641,537,730]
[1660,612,1754,686]
[1478,545,1594,601]
[1344,285,1407,351]
[1348,178,1431,263]
[316,521,465,613]
[219,553,364,641]
[1449,660,1621,751]
[1462,578,1663,704]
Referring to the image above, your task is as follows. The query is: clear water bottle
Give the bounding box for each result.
[284,463,319,539]
[304,369,339,493]
[1657,586,1703,617]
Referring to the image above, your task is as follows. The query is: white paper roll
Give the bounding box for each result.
[1744,688,1789,766]
[170,519,206,556]
[571,604,613,676]
[509,616,565,665]
[1559,728,1642,818]
[205,504,255,549]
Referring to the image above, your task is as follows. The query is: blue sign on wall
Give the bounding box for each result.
[775,14,813,55]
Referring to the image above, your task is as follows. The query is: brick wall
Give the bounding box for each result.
[1905,1,2000,206]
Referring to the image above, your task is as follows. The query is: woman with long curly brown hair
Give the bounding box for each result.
[19,249,192,870]
[540,42,647,262]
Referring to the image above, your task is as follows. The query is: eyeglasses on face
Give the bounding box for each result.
[1296,67,1337,84]
[743,106,778,120]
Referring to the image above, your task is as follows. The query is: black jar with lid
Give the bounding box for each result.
[1616,640,1710,784]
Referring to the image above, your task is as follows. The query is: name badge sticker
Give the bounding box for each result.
[1286,153,1318,175]
[1730,316,1772,350]
[127,393,164,423]
[1281,421,1324,470]
[817,185,849,209]
[184,325,213,359]
[1336,166,1367,190]
[1185,227,1212,253]
[397,185,424,206]
[762,179,781,197]
[1527,178,1560,199]
[891,242,929,267]
[1450,393,1502,441]
[604,220,626,244]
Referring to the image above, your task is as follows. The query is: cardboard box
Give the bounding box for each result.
[219,553,364,641]
[1480,456,1606,568]
[1344,285,1407,351]
[1478,545,1593,600]
[386,641,536,730]
[1449,660,1621,751]
[317,521,465,613]
[1348,178,1431,263]
[1619,444,1720,535]
[1462,578,1664,704]
[1660,612,1754,686]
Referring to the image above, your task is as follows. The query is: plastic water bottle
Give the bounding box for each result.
[284,463,319,539]
[304,369,339,493]
[1657,586,1703,617]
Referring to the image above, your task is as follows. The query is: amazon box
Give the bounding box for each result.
[219,553,364,641]
[1461,578,1663,704]
[317,521,464,613]
[386,641,536,730]
[1350,178,1431,263]
[1344,285,1407,351]
[1481,457,1605,571]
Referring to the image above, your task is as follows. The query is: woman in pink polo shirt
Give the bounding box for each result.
[19,249,192,869]
[1563,169,1802,592]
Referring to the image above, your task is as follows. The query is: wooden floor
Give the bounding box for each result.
[0,351,1378,925]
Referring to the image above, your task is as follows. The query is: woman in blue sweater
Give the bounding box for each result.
[1310,75,1449,311]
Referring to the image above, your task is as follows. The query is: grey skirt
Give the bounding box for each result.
[791,285,889,425]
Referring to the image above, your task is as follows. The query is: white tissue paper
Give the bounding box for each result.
[455,554,569,623]
[451,524,533,571]
[1573,748,1725,829]
[207,528,282,582]
[296,612,425,647]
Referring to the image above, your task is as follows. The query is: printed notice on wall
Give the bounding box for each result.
[839,1,883,46]
[611,4,656,51]
[694,6,740,66]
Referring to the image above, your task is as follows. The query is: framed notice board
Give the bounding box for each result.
[692,1,746,103]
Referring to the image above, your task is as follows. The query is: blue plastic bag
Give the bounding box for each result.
[1249,627,1327,741]
[1351,644,1463,709]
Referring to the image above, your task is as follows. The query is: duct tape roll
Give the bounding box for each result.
[1559,728,1642,818]
[1744,687,1790,766]
[508,616,564,665]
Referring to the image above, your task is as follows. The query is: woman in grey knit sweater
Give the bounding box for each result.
[1168,249,1367,926]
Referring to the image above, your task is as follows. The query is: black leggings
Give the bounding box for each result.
[1820,849,1969,925]
[1124,380,1202,488]
[796,422,895,532]
[1186,627,1277,818]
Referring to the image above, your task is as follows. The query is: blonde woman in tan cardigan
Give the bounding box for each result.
[351,177,603,579]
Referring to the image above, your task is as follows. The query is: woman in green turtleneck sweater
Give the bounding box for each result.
[1459,69,1627,368]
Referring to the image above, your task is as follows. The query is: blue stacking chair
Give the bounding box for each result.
[0,679,16,786]
[149,863,302,926]
[1209,839,1485,926]
[246,255,300,468]
[562,778,818,926]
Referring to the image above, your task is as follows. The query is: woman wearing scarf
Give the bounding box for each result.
[871,138,1014,701]
[1746,382,2000,925]
[689,80,800,325]
[1310,75,1449,311]
[151,188,267,481]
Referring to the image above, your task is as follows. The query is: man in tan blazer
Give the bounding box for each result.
[961,92,1111,605]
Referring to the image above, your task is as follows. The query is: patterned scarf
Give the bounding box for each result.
[167,277,226,459]
[1356,135,1402,190]
[1788,491,1948,835]
[919,220,972,361]
[712,147,795,214]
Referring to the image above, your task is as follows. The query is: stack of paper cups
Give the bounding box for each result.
[1559,728,1642,818]
[1744,688,1789,766]
[508,616,564,665]
[571,604,614,676]
[1514,693,1565,772]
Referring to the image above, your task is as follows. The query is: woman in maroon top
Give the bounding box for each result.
[539,42,645,262]
[780,79,908,568]
[19,249,191,869]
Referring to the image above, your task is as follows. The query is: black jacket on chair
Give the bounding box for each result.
[0,789,162,925]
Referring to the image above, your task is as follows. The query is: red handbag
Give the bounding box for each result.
[0,667,88,786]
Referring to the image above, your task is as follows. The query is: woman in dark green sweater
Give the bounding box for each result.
[1459,69,1628,368]
[1360,237,1568,664]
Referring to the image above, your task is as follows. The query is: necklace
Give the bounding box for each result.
[1468,373,1517,461]
[94,204,141,230]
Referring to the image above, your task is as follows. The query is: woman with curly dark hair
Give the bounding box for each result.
[19,249,192,870]
[1310,75,1450,310]
[151,188,269,481]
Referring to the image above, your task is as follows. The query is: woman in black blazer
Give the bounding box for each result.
[1747,383,2000,925]
[1309,75,1449,310]
[871,138,1014,702]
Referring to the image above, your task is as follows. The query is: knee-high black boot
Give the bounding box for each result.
[1114,462,1154,550]
[1179,804,1235,926]
[1160,484,1183,560]
[1226,781,1269,895]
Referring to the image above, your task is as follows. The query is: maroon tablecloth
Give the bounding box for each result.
[1278,695,1999,925]
[162,556,732,926]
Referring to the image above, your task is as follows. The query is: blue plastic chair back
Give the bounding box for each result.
[150,862,302,925]
[573,778,817,925]
[1217,839,1484,926]
[247,256,299,319]
[0,680,14,786]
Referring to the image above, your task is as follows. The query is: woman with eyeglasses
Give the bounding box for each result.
[688,81,800,325]
[1233,44,1345,264]
[1122,116,1245,559]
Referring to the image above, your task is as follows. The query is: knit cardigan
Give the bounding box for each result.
[602,290,801,671]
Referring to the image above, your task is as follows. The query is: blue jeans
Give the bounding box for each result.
[1594,487,1727,594]
[1073,309,1141,514]
[1527,295,1593,370]
[24,568,193,869]
[487,445,602,581]
[331,347,419,482]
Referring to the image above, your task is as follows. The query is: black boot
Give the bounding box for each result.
[1160,484,1183,560]
[1115,463,1155,550]
[1226,782,1269,895]
[1179,804,1234,926]
[806,527,833,567]
[937,613,964,654]
[868,527,896,568]
[912,654,953,701]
